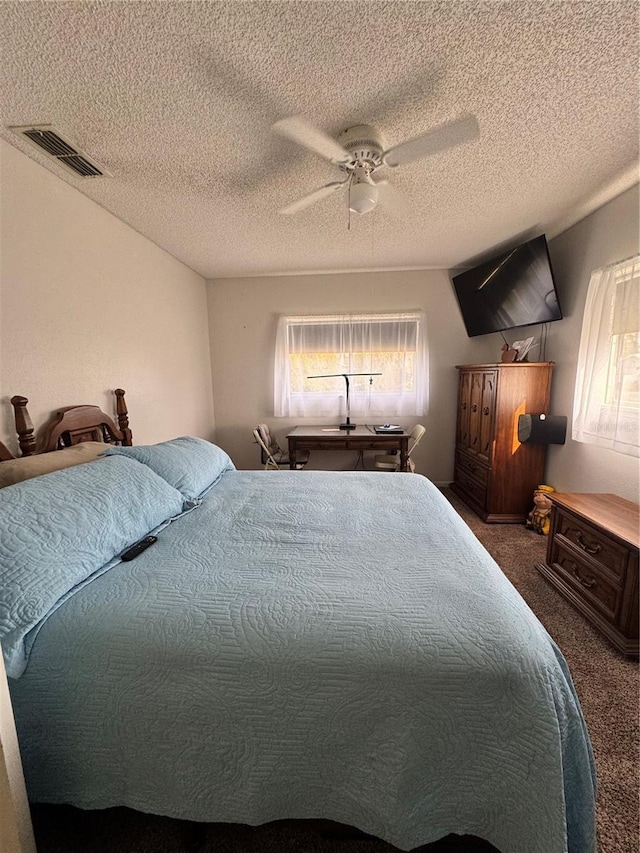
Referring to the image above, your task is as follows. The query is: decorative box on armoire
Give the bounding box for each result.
[451,362,554,523]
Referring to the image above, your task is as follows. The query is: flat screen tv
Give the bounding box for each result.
[451,234,562,337]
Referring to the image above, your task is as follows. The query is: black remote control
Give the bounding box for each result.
[120,535,157,561]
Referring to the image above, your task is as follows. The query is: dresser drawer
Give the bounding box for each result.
[455,450,490,487]
[454,465,487,507]
[538,493,639,656]
[549,540,623,624]
[556,509,628,580]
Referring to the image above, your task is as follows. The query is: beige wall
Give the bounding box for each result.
[0,141,215,454]
[207,269,496,481]
[545,184,640,502]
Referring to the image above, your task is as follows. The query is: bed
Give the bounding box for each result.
[0,391,597,853]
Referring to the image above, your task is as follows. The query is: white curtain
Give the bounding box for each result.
[274,311,428,419]
[572,255,640,457]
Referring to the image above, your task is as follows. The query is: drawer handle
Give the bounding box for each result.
[482,406,490,415]
[571,563,596,589]
[461,402,467,410]
[471,404,478,412]
[576,532,602,555]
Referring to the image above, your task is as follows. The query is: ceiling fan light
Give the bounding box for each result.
[349,180,378,215]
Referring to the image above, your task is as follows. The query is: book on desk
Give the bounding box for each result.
[374,425,404,434]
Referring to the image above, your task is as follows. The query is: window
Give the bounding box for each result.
[572,255,640,457]
[274,311,427,419]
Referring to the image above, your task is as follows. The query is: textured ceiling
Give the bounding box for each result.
[1,1,638,279]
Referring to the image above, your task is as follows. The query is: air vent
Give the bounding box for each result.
[9,125,109,177]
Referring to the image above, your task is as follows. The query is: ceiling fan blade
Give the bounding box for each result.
[273,116,351,165]
[279,181,347,215]
[382,114,480,168]
[374,179,409,218]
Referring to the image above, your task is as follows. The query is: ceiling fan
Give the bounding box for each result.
[273,114,479,217]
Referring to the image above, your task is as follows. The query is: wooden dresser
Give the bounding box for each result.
[451,362,554,522]
[537,493,639,657]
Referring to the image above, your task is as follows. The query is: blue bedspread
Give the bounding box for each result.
[9,471,596,853]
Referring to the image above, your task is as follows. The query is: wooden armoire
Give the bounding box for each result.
[451,362,554,523]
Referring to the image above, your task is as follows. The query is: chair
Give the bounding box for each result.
[253,423,310,470]
[374,423,426,473]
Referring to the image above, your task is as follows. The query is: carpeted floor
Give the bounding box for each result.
[30,488,638,853]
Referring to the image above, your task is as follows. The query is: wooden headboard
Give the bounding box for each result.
[2,389,132,460]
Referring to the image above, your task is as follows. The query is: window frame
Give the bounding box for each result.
[274,310,428,420]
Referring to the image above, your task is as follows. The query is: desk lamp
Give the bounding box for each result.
[307,373,382,430]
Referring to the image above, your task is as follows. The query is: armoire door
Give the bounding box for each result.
[456,370,472,449]
[477,370,497,463]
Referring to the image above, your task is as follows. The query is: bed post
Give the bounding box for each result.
[114,389,133,446]
[10,397,36,457]
[0,440,14,461]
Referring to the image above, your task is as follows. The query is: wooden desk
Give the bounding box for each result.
[287,426,410,471]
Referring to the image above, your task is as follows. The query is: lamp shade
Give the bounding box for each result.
[349,180,378,215]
